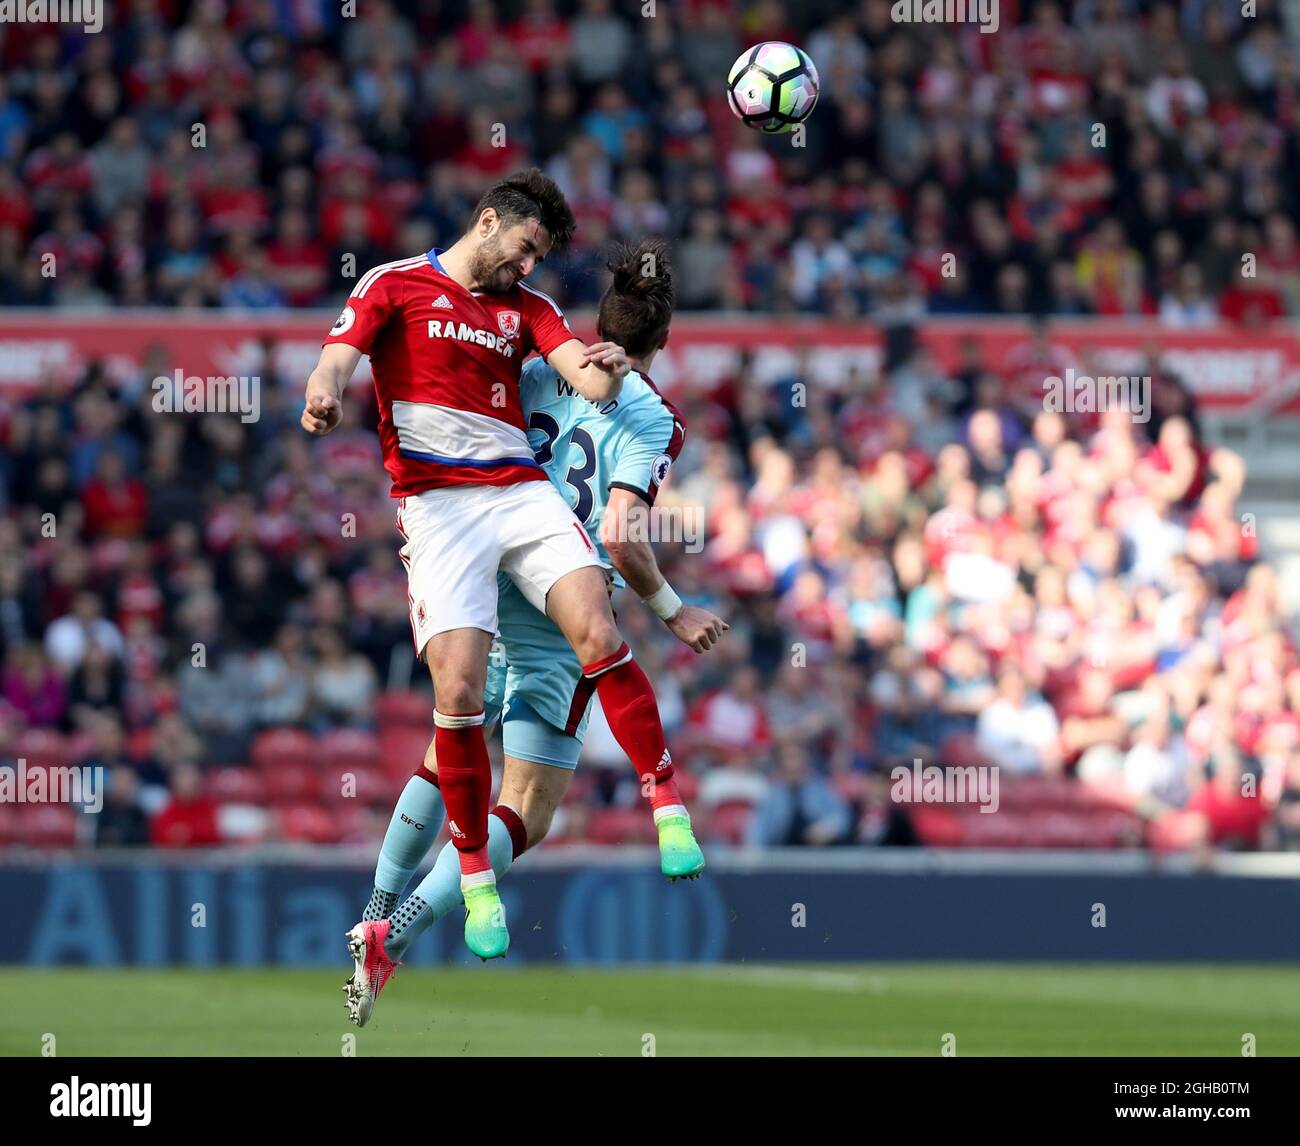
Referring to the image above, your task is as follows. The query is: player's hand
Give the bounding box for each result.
[666,605,729,654]
[581,341,630,382]
[301,387,342,435]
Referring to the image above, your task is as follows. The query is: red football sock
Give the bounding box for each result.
[582,643,678,796]
[433,710,491,877]
[648,775,684,815]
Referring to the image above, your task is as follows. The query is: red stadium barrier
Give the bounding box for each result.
[1,313,1298,415]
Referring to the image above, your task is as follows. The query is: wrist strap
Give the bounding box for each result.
[643,580,683,621]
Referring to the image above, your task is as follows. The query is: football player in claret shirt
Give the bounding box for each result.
[301,171,695,999]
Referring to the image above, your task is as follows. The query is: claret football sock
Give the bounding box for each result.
[385,808,523,960]
[366,766,446,918]
[432,709,492,875]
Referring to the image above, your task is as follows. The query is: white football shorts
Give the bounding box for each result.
[396,479,604,655]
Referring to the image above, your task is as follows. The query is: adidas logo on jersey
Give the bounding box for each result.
[427,319,516,358]
[431,295,453,309]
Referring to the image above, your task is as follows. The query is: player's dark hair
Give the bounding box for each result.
[597,239,675,360]
[470,168,575,252]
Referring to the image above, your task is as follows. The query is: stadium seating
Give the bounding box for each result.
[587,808,659,846]
[318,764,390,807]
[0,805,19,847]
[911,804,1144,849]
[261,761,322,806]
[14,728,68,773]
[204,766,268,806]
[249,729,316,774]
[17,806,79,849]
[278,804,344,846]
[703,801,757,847]
[319,729,382,774]
[374,692,434,728]
[378,728,434,784]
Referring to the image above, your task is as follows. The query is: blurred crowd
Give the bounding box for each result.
[2,317,1300,852]
[3,0,1300,852]
[655,330,1300,852]
[2,0,1300,321]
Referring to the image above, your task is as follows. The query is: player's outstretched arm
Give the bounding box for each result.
[600,486,727,654]
[301,343,363,435]
[545,338,630,403]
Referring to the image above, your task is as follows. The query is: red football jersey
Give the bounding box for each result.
[323,249,576,495]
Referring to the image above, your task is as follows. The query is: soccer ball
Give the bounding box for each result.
[726,42,820,134]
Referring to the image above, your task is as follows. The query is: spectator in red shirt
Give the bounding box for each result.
[22,132,95,210]
[455,108,526,178]
[3,644,66,728]
[150,762,221,848]
[266,208,328,306]
[456,0,501,67]
[1218,275,1288,326]
[1052,131,1115,221]
[690,665,773,762]
[1188,745,1272,849]
[81,450,148,540]
[0,165,34,242]
[508,0,571,73]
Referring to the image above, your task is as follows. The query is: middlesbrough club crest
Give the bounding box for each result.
[497,310,521,340]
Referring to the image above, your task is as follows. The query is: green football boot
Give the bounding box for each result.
[463,882,509,960]
[657,814,706,882]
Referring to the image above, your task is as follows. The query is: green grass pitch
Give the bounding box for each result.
[2,964,1298,1056]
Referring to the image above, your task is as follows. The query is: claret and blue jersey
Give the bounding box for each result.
[517,356,685,588]
[486,357,687,760]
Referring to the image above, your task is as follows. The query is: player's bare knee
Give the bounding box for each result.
[434,680,482,717]
[568,612,623,665]
[427,631,491,714]
[523,806,555,847]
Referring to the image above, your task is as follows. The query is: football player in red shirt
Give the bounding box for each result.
[301,170,688,974]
